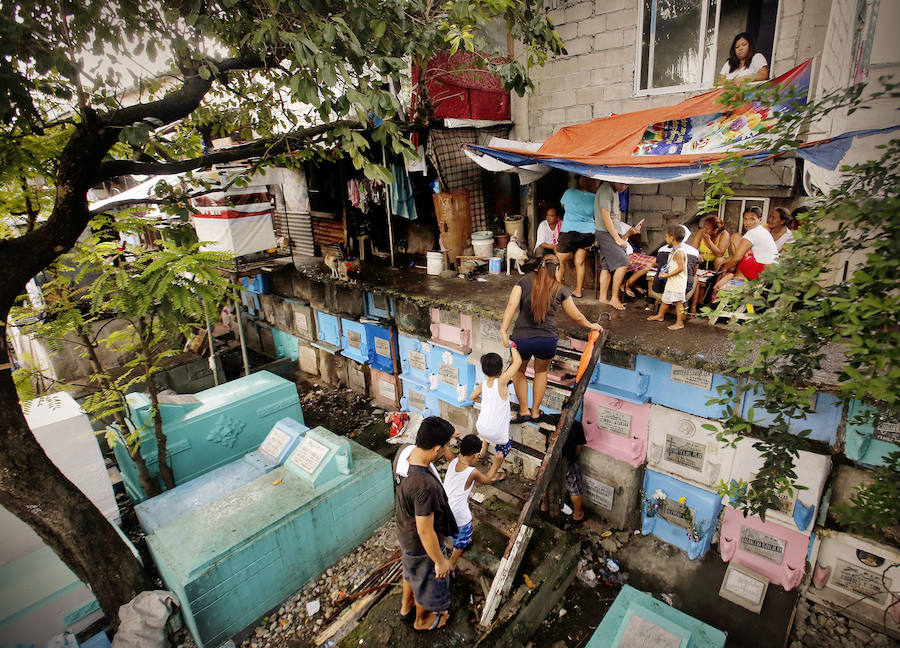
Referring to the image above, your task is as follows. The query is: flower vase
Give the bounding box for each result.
[687,536,704,560]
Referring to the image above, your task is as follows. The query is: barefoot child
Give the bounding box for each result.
[443,434,505,570]
[469,347,523,465]
[648,224,687,330]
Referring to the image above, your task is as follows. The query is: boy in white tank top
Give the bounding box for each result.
[469,346,523,474]
[443,434,505,570]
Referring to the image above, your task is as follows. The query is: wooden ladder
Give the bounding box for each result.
[479,328,609,627]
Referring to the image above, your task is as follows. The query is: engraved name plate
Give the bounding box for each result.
[583,474,615,510]
[834,558,890,604]
[873,420,900,444]
[658,499,694,530]
[258,427,292,462]
[739,526,785,565]
[347,330,362,349]
[374,337,392,358]
[294,312,309,333]
[381,379,396,402]
[596,406,632,437]
[439,363,459,386]
[290,437,329,474]
[616,613,684,648]
[664,434,706,471]
[409,350,427,372]
[669,365,714,390]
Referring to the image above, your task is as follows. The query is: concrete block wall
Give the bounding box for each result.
[512,0,830,143]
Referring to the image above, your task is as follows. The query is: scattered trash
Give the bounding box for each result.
[601,530,612,538]
[661,593,675,606]
[523,574,535,589]
[472,492,486,503]
[271,478,282,485]
[476,277,487,282]
[605,558,620,573]
[561,503,573,515]
[558,608,567,618]
[306,600,320,617]
[575,559,597,587]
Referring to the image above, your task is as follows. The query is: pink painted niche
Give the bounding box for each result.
[719,506,812,592]
[581,390,649,468]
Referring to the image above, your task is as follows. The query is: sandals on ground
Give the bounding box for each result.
[413,610,452,633]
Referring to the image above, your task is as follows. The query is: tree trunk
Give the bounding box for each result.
[137,316,175,490]
[78,328,160,498]
[0,325,150,624]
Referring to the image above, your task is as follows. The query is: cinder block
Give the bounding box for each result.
[566,105,593,123]
[576,86,605,105]
[556,22,578,41]
[593,29,624,51]
[564,35,594,56]
[596,0,628,12]
[579,446,642,529]
[605,8,635,30]
[671,196,687,214]
[552,58,579,77]
[554,88,578,106]
[565,1,593,23]
[641,195,674,211]
[630,183,659,195]
[578,14,606,37]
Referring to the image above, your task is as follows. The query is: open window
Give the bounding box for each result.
[636,0,779,95]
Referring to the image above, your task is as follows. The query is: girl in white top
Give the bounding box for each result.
[648,224,688,330]
[718,32,769,83]
[443,434,505,569]
[470,346,522,467]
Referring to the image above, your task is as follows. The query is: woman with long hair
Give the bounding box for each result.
[717,32,769,83]
[767,207,794,252]
[499,261,601,423]
[691,214,731,271]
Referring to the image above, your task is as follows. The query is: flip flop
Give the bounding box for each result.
[492,472,507,483]
[624,288,636,298]
[511,413,531,424]
[413,610,452,633]
[399,608,415,624]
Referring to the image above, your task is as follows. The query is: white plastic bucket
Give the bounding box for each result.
[472,230,493,241]
[489,257,501,274]
[473,239,493,258]
[426,251,445,275]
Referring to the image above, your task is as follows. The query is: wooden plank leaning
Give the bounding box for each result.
[479,327,609,627]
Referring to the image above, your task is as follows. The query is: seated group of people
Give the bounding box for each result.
[534,174,797,325]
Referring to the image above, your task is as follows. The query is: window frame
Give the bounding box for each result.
[633,0,781,97]
[718,196,771,234]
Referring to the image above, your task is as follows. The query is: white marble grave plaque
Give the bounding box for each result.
[374,337,392,358]
[372,294,389,312]
[582,474,615,510]
[874,420,900,444]
[834,558,889,604]
[409,350,427,372]
[409,390,426,412]
[664,434,706,471]
[440,309,460,327]
[719,563,768,613]
[347,330,362,349]
[290,437,330,474]
[439,363,459,386]
[616,612,685,648]
[294,312,309,333]
[381,379,396,402]
[258,427,292,461]
[739,526,785,565]
[669,365,714,390]
[596,406,632,437]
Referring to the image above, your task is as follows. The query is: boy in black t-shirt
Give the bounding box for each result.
[394,416,457,632]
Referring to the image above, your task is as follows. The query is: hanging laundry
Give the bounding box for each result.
[391,164,418,220]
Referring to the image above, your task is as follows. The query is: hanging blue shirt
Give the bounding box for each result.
[559,188,596,234]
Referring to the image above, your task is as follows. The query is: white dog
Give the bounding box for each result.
[506,237,528,275]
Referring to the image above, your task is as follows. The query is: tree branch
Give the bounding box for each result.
[95,119,355,183]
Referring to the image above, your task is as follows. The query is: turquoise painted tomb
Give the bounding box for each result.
[586,585,726,647]
[844,399,899,467]
[147,426,393,647]
[113,371,303,503]
[134,417,308,534]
